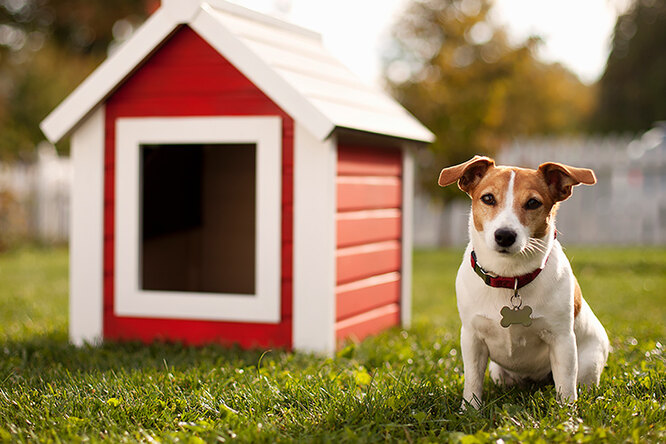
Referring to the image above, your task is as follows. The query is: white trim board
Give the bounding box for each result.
[400,145,415,329]
[69,105,105,346]
[114,116,282,323]
[292,123,337,354]
[40,9,177,143]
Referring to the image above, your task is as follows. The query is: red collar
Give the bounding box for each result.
[470,231,555,289]
[470,250,546,289]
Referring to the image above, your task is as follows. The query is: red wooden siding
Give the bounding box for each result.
[335,144,402,343]
[336,272,400,320]
[103,26,293,348]
[337,146,402,176]
[337,209,401,248]
[335,304,401,343]
[336,241,401,284]
[337,177,401,211]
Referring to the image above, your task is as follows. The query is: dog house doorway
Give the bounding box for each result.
[141,143,256,295]
[114,116,282,323]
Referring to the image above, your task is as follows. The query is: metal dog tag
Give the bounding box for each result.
[500,305,533,328]
[500,281,533,327]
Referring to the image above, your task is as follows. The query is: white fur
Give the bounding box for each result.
[457,172,609,409]
[481,172,528,257]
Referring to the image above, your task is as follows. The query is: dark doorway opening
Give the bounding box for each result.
[140,143,256,295]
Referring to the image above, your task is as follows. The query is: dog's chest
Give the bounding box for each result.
[473,313,537,345]
[456,243,572,374]
[473,314,550,365]
[461,284,554,373]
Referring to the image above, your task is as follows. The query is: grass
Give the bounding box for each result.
[0,246,664,442]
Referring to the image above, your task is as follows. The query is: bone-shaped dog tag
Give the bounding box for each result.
[500,305,533,328]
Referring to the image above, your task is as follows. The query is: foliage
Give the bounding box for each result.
[591,0,666,133]
[0,0,151,159]
[0,246,664,442]
[382,0,593,197]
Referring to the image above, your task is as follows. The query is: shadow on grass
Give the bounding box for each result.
[0,331,287,377]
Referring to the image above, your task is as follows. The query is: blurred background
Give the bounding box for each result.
[0,0,664,249]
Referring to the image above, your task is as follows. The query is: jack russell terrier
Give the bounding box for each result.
[438,156,609,409]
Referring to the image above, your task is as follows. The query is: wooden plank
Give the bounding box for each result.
[338,145,402,177]
[401,147,414,329]
[281,242,293,280]
[103,236,113,274]
[111,70,262,96]
[335,303,400,343]
[281,280,293,317]
[292,125,337,353]
[277,69,408,122]
[282,203,293,243]
[336,272,400,321]
[215,10,326,55]
[104,315,292,348]
[337,176,402,211]
[235,39,356,85]
[337,209,401,248]
[336,241,401,284]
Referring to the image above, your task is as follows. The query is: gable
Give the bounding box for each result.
[40,1,433,144]
[108,25,286,118]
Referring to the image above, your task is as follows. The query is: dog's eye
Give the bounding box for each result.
[481,194,496,206]
[524,198,542,210]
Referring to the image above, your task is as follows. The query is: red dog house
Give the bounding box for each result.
[40,0,433,353]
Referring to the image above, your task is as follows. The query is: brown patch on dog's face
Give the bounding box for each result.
[469,167,560,238]
[439,158,595,247]
[469,167,513,232]
[511,168,558,239]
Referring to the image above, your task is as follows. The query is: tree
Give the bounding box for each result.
[382,0,593,196]
[592,0,666,133]
[0,0,153,159]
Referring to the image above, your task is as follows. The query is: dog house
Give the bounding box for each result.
[40,0,433,353]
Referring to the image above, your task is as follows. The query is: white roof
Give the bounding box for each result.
[40,0,434,144]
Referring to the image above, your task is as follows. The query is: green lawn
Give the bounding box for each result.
[0,246,664,442]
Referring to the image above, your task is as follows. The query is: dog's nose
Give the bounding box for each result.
[494,228,517,247]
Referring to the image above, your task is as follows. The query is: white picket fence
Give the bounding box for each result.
[415,125,666,246]
[0,143,71,244]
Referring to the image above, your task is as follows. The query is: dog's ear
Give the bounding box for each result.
[538,162,596,202]
[438,156,495,195]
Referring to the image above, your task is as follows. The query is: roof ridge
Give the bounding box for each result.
[204,0,322,41]
[40,1,433,144]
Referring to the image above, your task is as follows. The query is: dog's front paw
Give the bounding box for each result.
[556,389,577,405]
[460,395,483,411]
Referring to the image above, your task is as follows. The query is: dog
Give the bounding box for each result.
[438,156,609,409]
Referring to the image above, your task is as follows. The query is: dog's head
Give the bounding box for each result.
[438,156,596,256]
